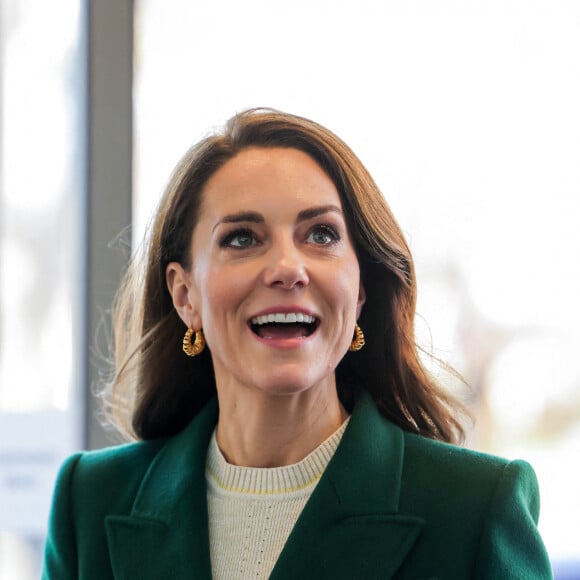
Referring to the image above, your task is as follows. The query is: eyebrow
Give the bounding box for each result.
[212,204,343,232]
[212,211,264,232]
[297,205,342,222]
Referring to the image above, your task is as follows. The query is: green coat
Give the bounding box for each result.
[43,393,552,579]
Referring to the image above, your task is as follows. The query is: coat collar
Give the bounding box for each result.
[270,393,424,579]
[105,393,424,579]
[105,398,218,579]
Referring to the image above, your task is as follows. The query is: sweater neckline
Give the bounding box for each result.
[205,417,350,496]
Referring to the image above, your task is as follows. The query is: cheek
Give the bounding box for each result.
[337,260,362,311]
[199,267,249,321]
[319,262,361,327]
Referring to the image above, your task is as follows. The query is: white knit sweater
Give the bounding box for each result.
[205,418,349,579]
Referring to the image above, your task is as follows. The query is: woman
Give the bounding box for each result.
[43,109,552,579]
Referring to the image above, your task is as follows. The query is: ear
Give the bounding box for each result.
[356,279,366,319]
[166,261,201,329]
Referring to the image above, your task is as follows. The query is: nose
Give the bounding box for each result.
[262,239,309,290]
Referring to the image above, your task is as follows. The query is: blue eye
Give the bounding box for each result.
[219,228,257,249]
[307,225,340,245]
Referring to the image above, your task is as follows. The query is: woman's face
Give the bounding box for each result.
[169,146,365,399]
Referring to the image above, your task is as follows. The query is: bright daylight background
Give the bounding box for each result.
[1,1,579,578]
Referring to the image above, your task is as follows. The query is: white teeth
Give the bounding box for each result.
[251,313,316,325]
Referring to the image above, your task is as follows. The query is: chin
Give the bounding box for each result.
[253,371,333,398]
[261,384,313,398]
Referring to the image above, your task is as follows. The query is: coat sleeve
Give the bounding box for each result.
[473,459,553,579]
[42,453,83,580]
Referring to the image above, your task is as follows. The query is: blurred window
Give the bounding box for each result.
[0,1,84,578]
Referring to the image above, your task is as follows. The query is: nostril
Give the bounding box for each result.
[263,263,309,289]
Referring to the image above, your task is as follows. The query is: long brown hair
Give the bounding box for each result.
[104,108,465,443]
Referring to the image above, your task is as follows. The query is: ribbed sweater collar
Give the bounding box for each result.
[205,417,350,496]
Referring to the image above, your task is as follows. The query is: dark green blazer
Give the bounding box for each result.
[43,393,552,579]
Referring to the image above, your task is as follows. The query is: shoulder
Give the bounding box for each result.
[350,390,539,506]
[54,438,168,515]
[395,432,550,577]
[73,436,166,475]
[74,437,167,475]
[44,438,171,578]
[403,431,509,475]
[53,397,219,511]
[399,430,540,531]
[402,431,538,495]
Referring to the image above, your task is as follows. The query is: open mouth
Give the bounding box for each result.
[249,312,319,340]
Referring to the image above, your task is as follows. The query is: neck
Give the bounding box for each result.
[215,379,347,468]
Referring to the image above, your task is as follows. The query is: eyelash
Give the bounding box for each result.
[307,224,340,245]
[218,228,258,249]
[218,223,341,249]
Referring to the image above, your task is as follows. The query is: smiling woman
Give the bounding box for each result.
[42,109,552,579]
[107,110,461,445]
[165,147,364,466]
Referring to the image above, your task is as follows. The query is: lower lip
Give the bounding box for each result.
[247,326,318,350]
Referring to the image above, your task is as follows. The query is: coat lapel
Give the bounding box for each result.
[270,393,424,580]
[104,393,423,579]
[105,399,219,580]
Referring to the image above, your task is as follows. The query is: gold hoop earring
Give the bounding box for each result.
[183,327,206,357]
[349,323,365,352]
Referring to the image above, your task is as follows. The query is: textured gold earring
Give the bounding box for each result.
[183,327,206,357]
[349,323,365,352]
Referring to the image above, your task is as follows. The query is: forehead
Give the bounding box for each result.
[198,147,343,215]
